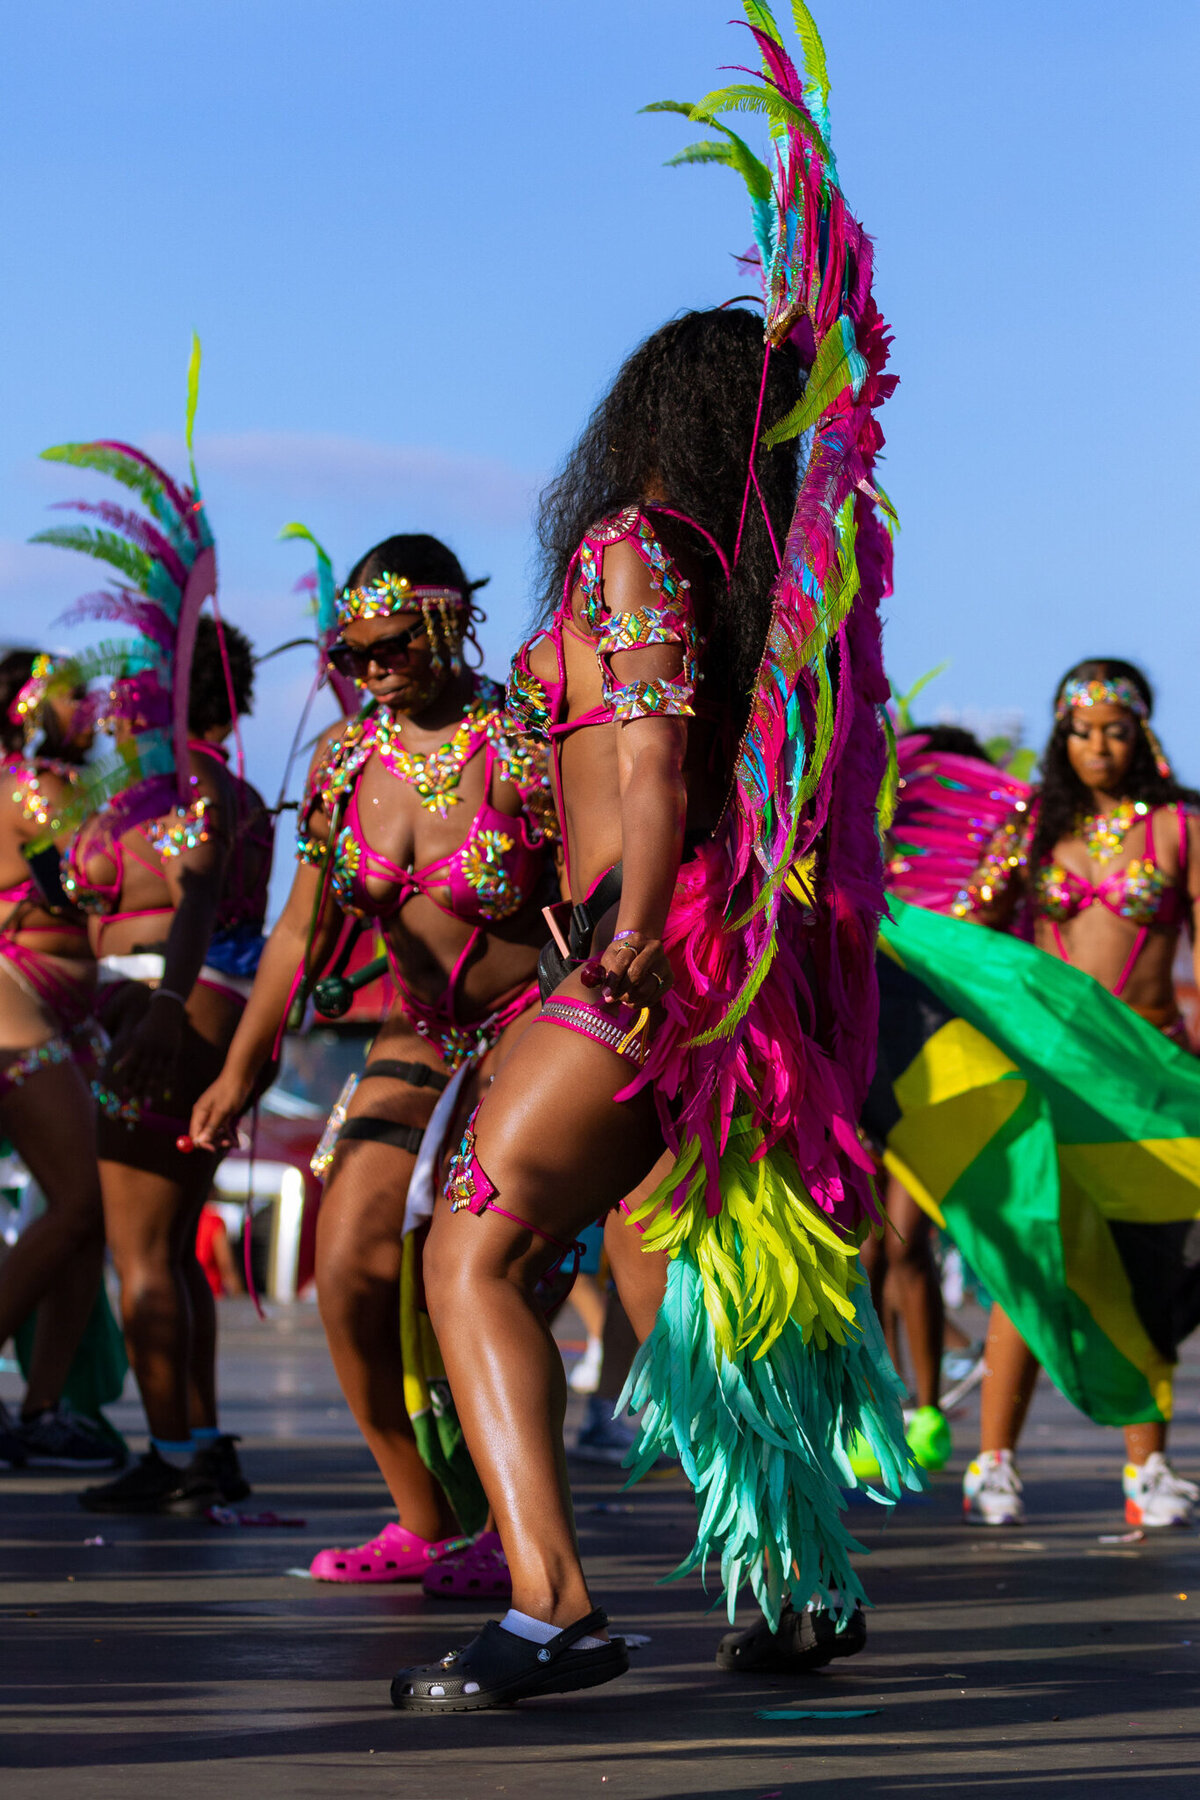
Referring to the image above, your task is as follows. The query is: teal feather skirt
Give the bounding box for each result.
[619,1120,919,1628]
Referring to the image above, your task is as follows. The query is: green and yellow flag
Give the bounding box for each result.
[867,898,1200,1426]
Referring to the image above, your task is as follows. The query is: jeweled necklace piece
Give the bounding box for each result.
[374,679,501,817]
[1077,798,1149,863]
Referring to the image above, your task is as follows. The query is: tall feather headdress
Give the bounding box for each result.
[279,522,359,718]
[31,337,217,839]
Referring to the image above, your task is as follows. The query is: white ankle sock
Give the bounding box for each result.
[500,1607,605,1650]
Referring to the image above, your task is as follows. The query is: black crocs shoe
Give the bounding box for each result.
[187,1434,250,1502]
[716,1601,866,1674]
[390,1608,629,1712]
[818,1601,867,1663]
[79,1449,220,1516]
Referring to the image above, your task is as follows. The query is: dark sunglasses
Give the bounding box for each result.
[327,621,427,680]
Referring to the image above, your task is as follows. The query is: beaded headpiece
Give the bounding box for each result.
[1055,674,1172,778]
[335,574,467,626]
[1055,676,1149,722]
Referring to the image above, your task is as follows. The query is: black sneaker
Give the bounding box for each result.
[79,1448,220,1515]
[0,1400,26,1471]
[17,1405,126,1471]
[187,1433,251,1502]
[716,1600,867,1674]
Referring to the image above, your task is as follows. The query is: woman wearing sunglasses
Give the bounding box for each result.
[190,533,557,1583]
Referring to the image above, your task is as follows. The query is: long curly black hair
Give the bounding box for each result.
[188,617,255,735]
[1030,657,1200,866]
[342,534,488,666]
[535,308,805,719]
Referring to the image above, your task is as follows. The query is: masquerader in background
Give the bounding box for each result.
[859,724,1008,1478]
[866,658,1200,1532]
[190,532,557,1596]
[27,378,277,1517]
[392,0,915,1715]
[0,649,122,1474]
[70,617,274,1515]
[957,659,1200,1528]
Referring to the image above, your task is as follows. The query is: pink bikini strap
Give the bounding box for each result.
[647,504,732,582]
[1112,928,1148,998]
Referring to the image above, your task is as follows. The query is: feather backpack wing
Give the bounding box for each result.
[31,337,216,842]
[887,740,1032,914]
[646,0,896,1126]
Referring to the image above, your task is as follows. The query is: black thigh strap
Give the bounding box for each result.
[337,1117,425,1154]
[358,1060,449,1092]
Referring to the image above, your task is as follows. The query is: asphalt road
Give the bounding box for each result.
[2,1299,1199,1799]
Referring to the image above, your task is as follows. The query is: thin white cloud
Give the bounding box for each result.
[142,430,543,529]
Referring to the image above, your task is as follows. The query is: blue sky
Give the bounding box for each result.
[2,1,1198,911]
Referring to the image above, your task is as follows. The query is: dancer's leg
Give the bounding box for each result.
[602,1177,669,1344]
[100,1155,216,1441]
[423,984,664,1628]
[1123,1421,1167,1463]
[979,1305,1040,1454]
[315,1050,456,1542]
[182,1248,218,1433]
[21,1240,105,1415]
[880,1175,943,1409]
[0,1058,105,1393]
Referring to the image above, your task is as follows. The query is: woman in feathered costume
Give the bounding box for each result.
[0,650,124,1473]
[391,1,914,1714]
[31,347,277,1516]
[190,529,558,1593]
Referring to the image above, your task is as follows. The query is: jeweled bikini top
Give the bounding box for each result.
[62,742,274,933]
[296,678,555,928]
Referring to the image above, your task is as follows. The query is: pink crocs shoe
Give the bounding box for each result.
[309,1521,464,1584]
[421,1528,512,1600]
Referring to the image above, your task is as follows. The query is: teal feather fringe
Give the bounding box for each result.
[619,1248,919,1629]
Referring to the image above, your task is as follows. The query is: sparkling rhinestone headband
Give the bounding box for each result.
[1055,676,1149,722]
[335,573,467,626]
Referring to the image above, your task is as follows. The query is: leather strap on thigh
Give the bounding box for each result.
[358,1059,449,1092]
[337,1117,425,1154]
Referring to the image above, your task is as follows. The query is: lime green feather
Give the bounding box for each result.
[763,316,866,447]
[41,443,170,521]
[690,83,826,154]
[628,1118,859,1359]
[788,0,830,102]
[877,713,899,833]
[890,662,949,736]
[741,0,784,47]
[185,333,202,490]
[30,525,154,592]
[279,521,332,561]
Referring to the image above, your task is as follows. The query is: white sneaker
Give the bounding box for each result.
[962,1449,1025,1525]
[1123,1453,1199,1528]
[568,1336,604,1395]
